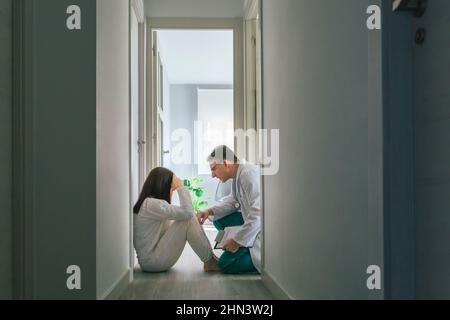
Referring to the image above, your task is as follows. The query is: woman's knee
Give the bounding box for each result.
[172,216,197,232]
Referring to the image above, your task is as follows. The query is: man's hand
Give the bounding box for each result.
[196,209,211,225]
[223,239,241,253]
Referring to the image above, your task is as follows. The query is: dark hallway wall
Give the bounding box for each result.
[32,0,97,299]
[383,7,416,300]
[0,0,13,300]
[414,0,450,299]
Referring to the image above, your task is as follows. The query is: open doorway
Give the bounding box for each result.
[150,26,237,267]
[156,29,235,171]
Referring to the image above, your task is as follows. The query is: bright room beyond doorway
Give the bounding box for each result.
[155,29,235,229]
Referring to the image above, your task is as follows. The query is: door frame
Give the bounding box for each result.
[244,0,262,135]
[146,18,245,171]
[150,30,165,168]
[129,0,146,277]
[243,0,265,272]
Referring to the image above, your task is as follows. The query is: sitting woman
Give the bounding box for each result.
[133,167,219,273]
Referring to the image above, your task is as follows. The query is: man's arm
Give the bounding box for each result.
[196,194,239,224]
[233,170,261,248]
[210,194,240,220]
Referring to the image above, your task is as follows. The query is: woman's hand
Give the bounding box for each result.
[171,175,183,191]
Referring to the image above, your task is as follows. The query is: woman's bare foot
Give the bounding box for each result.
[204,255,220,272]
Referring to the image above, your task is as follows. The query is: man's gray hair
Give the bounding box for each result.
[207,145,239,164]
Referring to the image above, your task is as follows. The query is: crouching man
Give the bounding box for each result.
[196,145,261,274]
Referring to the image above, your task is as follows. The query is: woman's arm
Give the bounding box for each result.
[140,187,195,221]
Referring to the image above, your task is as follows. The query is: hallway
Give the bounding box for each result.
[2,0,450,301]
[121,230,273,300]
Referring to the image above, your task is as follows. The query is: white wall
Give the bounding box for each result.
[162,66,171,168]
[0,0,12,300]
[169,84,233,208]
[157,30,234,84]
[262,0,379,299]
[145,0,244,18]
[169,85,197,179]
[96,0,131,299]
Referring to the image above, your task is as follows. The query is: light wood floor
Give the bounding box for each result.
[121,228,274,300]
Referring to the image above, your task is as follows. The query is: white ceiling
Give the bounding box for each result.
[157,30,234,85]
[145,0,245,18]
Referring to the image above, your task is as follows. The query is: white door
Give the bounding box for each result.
[130,7,141,270]
[151,31,165,168]
[131,11,139,206]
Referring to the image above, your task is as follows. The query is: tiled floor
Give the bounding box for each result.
[121,228,273,300]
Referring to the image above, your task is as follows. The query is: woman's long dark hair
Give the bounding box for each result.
[133,167,174,214]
